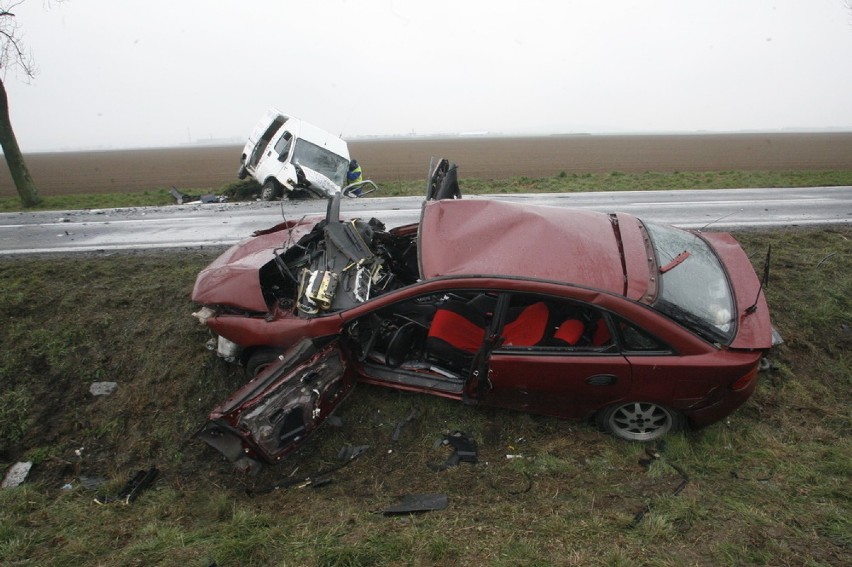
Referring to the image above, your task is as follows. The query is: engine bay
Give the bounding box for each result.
[258,197,421,317]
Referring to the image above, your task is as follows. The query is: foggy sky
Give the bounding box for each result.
[6,0,852,152]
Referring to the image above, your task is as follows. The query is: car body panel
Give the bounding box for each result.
[191,218,320,313]
[624,350,760,421]
[418,200,650,301]
[206,311,343,356]
[485,351,633,418]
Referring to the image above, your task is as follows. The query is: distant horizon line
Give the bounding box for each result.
[16,127,852,155]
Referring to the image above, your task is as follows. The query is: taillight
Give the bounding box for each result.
[730,364,759,391]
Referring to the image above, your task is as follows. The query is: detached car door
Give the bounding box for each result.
[197,338,354,473]
[482,293,632,419]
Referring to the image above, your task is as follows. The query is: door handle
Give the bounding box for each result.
[585,374,618,386]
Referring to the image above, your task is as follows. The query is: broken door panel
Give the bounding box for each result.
[197,338,354,468]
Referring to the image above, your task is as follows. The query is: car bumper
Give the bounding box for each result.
[684,372,759,429]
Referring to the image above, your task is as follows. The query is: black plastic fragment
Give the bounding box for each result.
[429,430,478,471]
[392,409,419,442]
[337,444,371,462]
[381,493,448,515]
[94,466,159,505]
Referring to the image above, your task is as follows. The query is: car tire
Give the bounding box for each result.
[237,164,248,180]
[596,402,684,442]
[261,179,283,201]
[245,347,285,378]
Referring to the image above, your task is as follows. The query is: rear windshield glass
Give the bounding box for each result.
[292,139,349,186]
[644,222,735,344]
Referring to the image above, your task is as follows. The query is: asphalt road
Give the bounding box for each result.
[1,187,849,255]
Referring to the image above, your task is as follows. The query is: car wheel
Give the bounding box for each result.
[245,347,284,378]
[261,179,282,201]
[597,402,683,442]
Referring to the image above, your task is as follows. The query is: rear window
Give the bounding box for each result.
[643,222,735,344]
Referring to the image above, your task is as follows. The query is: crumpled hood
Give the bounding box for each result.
[192,219,318,313]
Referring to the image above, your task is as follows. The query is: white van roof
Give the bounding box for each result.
[266,108,349,160]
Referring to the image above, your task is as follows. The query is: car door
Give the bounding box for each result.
[481,293,632,419]
[197,337,354,473]
[247,116,286,171]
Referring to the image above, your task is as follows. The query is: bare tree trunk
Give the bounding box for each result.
[0,77,40,207]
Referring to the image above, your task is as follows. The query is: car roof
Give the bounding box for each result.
[418,199,639,297]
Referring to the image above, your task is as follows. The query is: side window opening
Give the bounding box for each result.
[274,131,292,159]
[614,317,671,353]
[249,117,286,168]
[499,294,615,352]
[347,291,496,379]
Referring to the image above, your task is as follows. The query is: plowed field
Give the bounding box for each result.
[2,132,852,197]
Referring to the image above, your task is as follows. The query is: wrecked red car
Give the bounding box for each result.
[192,176,776,471]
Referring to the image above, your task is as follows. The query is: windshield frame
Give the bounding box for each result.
[640,221,737,345]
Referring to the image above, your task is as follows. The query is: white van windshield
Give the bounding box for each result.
[644,221,736,344]
[292,140,349,187]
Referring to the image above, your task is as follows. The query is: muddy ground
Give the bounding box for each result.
[2,132,852,197]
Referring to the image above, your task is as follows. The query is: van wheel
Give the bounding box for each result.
[261,179,282,201]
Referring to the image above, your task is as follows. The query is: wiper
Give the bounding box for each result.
[659,250,691,274]
[660,303,727,344]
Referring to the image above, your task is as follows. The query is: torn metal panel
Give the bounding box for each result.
[198,339,356,467]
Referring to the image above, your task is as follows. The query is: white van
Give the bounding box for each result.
[237,109,350,200]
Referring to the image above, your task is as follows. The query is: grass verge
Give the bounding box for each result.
[0,227,849,566]
[2,169,852,211]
